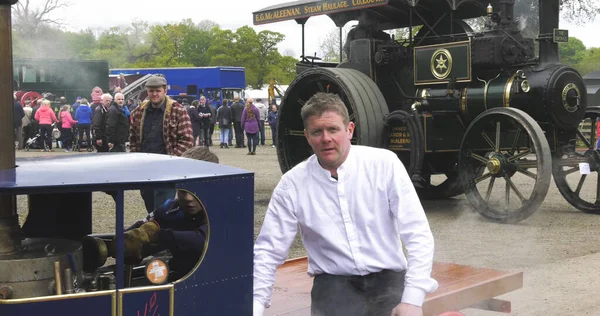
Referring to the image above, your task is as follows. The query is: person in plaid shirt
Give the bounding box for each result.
[129,75,194,212]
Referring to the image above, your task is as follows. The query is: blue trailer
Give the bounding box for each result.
[110,66,246,104]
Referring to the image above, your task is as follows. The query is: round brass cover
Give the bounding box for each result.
[430,48,453,80]
[487,158,501,175]
[562,83,580,113]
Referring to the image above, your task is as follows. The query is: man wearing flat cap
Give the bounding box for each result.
[129,75,194,212]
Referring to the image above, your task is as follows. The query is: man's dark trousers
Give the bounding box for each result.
[234,121,244,147]
[110,144,126,152]
[310,270,406,316]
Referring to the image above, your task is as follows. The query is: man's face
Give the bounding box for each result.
[177,190,203,216]
[304,111,354,173]
[102,97,111,106]
[271,105,277,112]
[199,98,206,106]
[147,87,167,104]
[115,94,125,106]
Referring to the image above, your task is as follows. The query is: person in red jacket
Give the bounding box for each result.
[34,99,59,151]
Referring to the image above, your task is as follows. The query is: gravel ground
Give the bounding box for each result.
[14,144,600,315]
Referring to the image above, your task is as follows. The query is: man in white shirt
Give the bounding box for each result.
[253,92,438,316]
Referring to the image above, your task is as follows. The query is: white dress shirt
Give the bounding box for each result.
[253,145,438,313]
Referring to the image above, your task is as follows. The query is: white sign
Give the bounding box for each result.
[579,163,591,175]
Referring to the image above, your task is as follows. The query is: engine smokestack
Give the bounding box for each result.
[538,0,560,64]
[0,2,21,255]
[498,0,516,29]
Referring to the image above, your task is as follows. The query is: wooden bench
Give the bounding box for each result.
[266,257,523,316]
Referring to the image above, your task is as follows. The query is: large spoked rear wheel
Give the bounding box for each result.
[276,68,389,174]
[553,107,600,214]
[459,108,552,223]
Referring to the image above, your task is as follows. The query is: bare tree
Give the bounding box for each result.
[197,20,219,32]
[560,0,600,24]
[12,0,71,39]
[319,26,355,62]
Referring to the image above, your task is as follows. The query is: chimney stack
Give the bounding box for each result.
[538,0,560,64]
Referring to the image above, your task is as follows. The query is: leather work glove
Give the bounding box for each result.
[108,221,160,260]
[123,221,160,260]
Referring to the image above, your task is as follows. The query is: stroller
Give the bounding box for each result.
[72,125,94,152]
[25,123,60,152]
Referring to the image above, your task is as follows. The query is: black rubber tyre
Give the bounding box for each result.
[276,67,389,174]
[459,108,552,223]
[553,106,600,214]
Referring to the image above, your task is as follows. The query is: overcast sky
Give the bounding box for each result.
[47,0,600,58]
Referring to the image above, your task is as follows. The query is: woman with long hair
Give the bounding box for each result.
[241,98,260,155]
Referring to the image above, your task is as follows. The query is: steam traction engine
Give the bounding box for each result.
[253,0,596,223]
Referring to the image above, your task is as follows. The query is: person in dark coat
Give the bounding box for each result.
[13,96,25,148]
[197,96,212,147]
[106,93,130,152]
[109,147,219,281]
[92,94,111,152]
[217,99,233,148]
[187,100,202,146]
[230,96,245,148]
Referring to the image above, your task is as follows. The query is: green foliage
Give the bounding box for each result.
[11,17,297,87]
[559,37,586,66]
[556,37,600,75]
[576,48,600,75]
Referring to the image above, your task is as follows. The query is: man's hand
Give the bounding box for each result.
[391,303,423,316]
[108,143,114,149]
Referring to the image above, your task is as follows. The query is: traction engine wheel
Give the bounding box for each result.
[552,106,600,214]
[459,108,552,223]
[20,91,42,107]
[276,68,389,174]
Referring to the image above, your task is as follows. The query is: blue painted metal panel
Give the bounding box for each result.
[220,67,247,89]
[0,292,114,316]
[110,67,246,96]
[173,176,254,315]
[121,288,171,316]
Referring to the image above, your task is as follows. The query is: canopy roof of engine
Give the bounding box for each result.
[253,0,501,28]
[0,153,252,194]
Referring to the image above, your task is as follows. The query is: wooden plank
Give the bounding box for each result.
[266,257,523,316]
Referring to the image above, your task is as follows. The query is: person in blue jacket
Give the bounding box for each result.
[111,146,218,281]
[74,98,94,151]
[267,103,279,147]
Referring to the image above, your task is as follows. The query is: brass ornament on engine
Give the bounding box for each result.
[430,48,453,80]
[561,83,580,113]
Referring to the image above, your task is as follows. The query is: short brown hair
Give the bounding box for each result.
[181,146,219,163]
[300,93,349,128]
